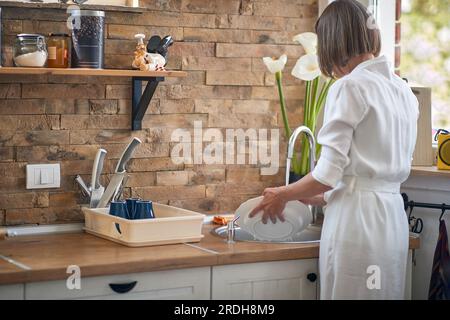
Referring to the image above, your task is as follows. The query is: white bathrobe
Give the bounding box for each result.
[312,56,419,300]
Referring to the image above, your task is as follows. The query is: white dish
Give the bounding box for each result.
[235,196,312,241]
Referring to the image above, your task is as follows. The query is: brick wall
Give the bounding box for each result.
[0,0,317,226]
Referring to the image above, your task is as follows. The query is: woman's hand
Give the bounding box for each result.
[249,187,288,224]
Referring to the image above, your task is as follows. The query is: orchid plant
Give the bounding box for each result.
[263,32,334,176]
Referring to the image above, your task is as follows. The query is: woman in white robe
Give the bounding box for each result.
[250,0,418,299]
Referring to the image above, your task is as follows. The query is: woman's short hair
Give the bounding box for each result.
[315,0,381,78]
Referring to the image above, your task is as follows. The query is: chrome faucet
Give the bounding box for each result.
[285,126,318,224]
[226,215,240,244]
[285,126,316,185]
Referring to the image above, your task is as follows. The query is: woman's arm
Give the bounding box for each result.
[249,173,331,224]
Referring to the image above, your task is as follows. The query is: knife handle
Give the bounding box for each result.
[115,137,141,173]
[91,149,107,189]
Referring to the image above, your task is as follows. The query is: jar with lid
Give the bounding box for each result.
[47,33,70,68]
[13,34,48,67]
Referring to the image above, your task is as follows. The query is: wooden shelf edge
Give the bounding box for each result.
[0,67,187,78]
[0,1,145,13]
[410,166,450,178]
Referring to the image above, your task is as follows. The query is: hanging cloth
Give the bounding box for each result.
[428,219,450,299]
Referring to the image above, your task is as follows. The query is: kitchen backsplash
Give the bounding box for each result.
[0,0,316,226]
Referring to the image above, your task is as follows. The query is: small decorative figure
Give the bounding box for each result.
[132,33,167,71]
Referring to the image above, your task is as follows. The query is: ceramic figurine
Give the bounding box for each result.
[132,34,167,71]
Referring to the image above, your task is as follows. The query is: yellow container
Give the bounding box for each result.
[437,130,450,170]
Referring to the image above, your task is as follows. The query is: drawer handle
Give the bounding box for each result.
[306,273,317,282]
[109,281,137,294]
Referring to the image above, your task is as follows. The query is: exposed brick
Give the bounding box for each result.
[2,20,22,34]
[128,157,184,172]
[168,198,219,214]
[239,0,253,15]
[182,56,252,71]
[89,100,120,115]
[132,185,205,201]
[22,84,105,99]
[164,85,252,100]
[226,167,261,182]
[0,192,49,209]
[208,113,277,128]
[0,99,45,114]
[232,100,271,114]
[125,172,156,187]
[206,182,266,197]
[216,43,304,58]
[49,192,80,207]
[0,162,27,178]
[188,167,225,184]
[44,99,77,114]
[253,1,318,18]
[184,27,252,43]
[0,115,60,131]
[69,128,171,145]
[225,15,286,31]
[61,115,130,130]
[156,171,189,186]
[142,113,208,128]
[0,147,14,162]
[139,0,182,11]
[181,0,240,14]
[194,99,233,113]
[206,71,265,86]
[0,84,21,99]
[251,85,305,100]
[160,99,195,114]
[107,24,183,41]
[0,1,318,225]
[0,130,69,147]
[5,207,83,226]
[169,42,216,57]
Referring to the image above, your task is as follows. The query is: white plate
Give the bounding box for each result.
[235,196,312,241]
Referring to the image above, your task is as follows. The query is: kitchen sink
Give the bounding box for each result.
[211,224,322,244]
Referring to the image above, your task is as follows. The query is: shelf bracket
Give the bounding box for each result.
[131,76,164,131]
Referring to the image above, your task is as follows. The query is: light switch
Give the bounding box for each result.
[26,164,61,189]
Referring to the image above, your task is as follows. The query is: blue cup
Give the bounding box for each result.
[125,198,140,219]
[109,201,128,219]
[109,200,128,234]
[134,200,155,220]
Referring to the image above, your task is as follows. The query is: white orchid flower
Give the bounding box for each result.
[291,54,321,81]
[293,32,318,55]
[262,54,288,74]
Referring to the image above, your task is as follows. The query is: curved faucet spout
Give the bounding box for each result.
[285,126,316,186]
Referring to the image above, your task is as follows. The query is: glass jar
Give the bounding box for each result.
[47,33,70,68]
[13,34,48,67]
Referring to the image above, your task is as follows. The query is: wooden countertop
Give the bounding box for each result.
[0,224,420,285]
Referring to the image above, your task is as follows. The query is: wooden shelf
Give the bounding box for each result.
[0,67,187,78]
[411,166,450,178]
[0,1,145,13]
[0,67,187,131]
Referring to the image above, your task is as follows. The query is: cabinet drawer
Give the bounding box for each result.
[25,267,210,300]
[212,259,318,300]
[0,284,25,300]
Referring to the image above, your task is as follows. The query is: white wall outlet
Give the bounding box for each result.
[26,164,61,189]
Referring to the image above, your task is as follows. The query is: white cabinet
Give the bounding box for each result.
[211,259,318,300]
[24,267,210,300]
[0,284,24,300]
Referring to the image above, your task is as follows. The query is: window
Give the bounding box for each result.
[400,0,450,132]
